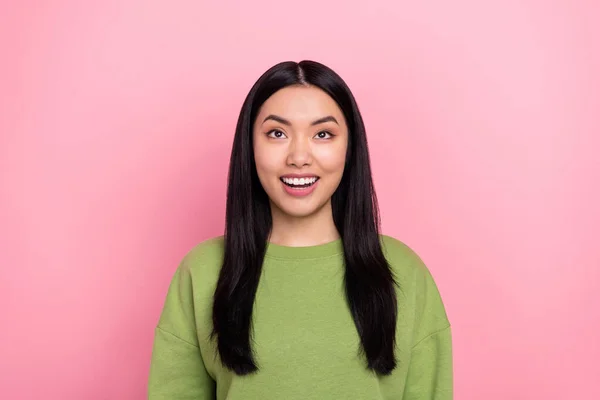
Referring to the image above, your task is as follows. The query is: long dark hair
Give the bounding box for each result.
[211,60,398,376]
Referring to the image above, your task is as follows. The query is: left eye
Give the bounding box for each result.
[315,131,332,139]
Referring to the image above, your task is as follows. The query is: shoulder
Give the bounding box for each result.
[379,234,421,264]
[157,236,225,340]
[379,234,429,282]
[379,234,451,336]
[176,235,225,287]
[182,235,225,268]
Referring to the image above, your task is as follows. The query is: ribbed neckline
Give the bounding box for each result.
[265,238,344,260]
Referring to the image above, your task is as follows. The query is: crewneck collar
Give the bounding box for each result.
[265,238,344,260]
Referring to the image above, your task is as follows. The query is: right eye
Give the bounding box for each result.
[267,129,287,139]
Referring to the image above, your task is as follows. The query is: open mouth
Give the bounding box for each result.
[280,177,320,189]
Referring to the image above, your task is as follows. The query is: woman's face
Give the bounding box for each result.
[253,85,349,218]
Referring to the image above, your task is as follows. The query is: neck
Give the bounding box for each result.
[268,200,340,247]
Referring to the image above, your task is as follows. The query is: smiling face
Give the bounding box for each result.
[253,85,349,219]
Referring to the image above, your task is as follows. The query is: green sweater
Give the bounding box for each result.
[148,234,452,399]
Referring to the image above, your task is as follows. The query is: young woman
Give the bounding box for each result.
[148,60,452,399]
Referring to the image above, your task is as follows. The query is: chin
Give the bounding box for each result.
[281,208,318,218]
[271,197,330,219]
[273,203,315,218]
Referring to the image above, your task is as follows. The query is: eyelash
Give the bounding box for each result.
[266,130,334,140]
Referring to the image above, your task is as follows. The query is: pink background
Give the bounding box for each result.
[1,1,599,399]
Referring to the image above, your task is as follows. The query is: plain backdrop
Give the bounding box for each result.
[1,1,599,399]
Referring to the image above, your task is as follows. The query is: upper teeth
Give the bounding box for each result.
[282,177,318,186]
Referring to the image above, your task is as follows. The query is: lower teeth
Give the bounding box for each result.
[285,182,314,188]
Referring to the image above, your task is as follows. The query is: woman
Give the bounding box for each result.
[148,60,452,399]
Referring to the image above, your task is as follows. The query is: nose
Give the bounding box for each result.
[287,136,312,167]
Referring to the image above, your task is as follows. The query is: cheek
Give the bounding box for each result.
[254,145,281,177]
[315,143,347,173]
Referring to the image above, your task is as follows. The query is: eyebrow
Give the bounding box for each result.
[262,114,339,126]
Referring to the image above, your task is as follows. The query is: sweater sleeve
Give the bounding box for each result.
[402,326,453,400]
[148,261,215,399]
[403,256,453,399]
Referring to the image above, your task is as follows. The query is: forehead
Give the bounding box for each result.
[257,85,345,122]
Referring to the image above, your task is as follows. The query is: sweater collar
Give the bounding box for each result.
[264,238,344,260]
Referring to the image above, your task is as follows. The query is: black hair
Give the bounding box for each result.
[211,60,398,375]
